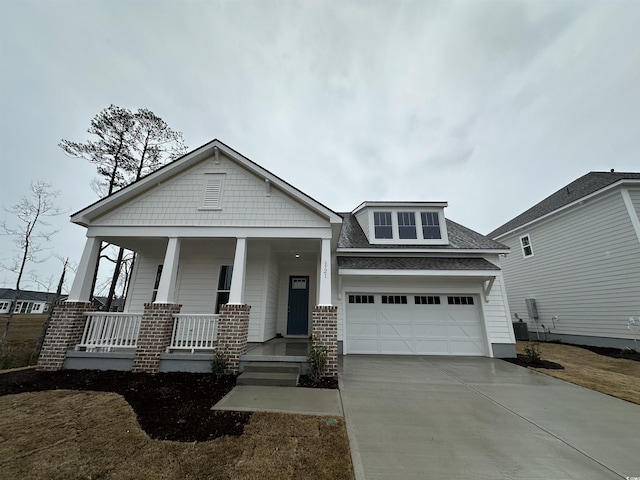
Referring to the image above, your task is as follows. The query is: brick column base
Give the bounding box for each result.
[37,301,92,371]
[217,304,251,374]
[131,303,182,373]
[312,305,338,377]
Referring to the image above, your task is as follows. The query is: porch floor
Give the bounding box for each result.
[242,338,309,362]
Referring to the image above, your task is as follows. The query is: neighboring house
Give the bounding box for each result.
[0,288,67,315]
[489,172,640,349]
[37,139,516,375]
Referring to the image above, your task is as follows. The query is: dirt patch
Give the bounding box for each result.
[508,342,640,405]
[565,343,640,362]
[0,390,354,480]
[0,369,250,442]
[502,354,564,369]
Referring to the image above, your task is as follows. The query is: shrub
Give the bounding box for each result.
[307,336,328,384]
[211,349,228,378]
[523,342,542,364]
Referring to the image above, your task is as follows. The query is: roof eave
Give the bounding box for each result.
[336,247,510,254]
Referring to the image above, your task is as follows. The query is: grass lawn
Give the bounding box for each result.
[0,314,47,369]
[515,341,640,405]
[0,389,354,480]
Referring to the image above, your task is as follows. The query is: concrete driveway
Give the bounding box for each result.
[339,356,640,480]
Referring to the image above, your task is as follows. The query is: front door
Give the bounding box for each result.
[287,276,309,335]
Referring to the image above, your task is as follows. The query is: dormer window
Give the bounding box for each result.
[397,212,417,239]
[374,212,393,239]
[421,212,441,239]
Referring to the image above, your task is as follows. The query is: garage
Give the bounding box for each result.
[345,293,487,355]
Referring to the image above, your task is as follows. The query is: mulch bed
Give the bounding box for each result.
[0,369,250,442]
[298,375,339,389]
[501,354,564,370]
[568,343,640,362]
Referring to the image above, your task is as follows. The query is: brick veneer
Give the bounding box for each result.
[131,303,182,373]
[312,305,338,377]
[36,301,92,371]
[217,304,251,374]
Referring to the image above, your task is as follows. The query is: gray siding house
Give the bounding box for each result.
[489,172,640,348]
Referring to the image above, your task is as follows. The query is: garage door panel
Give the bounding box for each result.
[346,293,487,356]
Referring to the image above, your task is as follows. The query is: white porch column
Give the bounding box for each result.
[228,237,247,304]
[318,237,332,306]
[67,237,101,302]
[154,237,181,304]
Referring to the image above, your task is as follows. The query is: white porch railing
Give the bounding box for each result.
[169,314,219,353]
[78,312,142,352]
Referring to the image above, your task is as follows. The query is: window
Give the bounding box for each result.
[415,296,441,305]
[447,296,474,305]
[151,265,163,302]
[397,212,417,239]
[520,234,533,257]
[215,265,233,313]
[374,212,393,239]
[381,295,407,304]
[421,212,441,239]
[348,295,375,304]
[0,302,8,311]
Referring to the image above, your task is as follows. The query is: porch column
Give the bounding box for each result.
[132,302,182,373]
[154,237,181,304]
[317,238,332,306]
[228,237,247,304]
[67,237,101,302]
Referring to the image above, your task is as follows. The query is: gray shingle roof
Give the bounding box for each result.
[0,288,64,303]
[488,171,640,239]
[337,256,500,271]
[338,213,507,250]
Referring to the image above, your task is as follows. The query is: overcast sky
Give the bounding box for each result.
[1,0,639,293]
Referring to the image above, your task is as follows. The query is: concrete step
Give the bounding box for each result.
[243,362,301,374]
[237,371,299,387]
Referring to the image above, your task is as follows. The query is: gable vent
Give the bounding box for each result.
[202,178,222,209]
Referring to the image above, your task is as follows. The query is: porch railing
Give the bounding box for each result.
[78,312,142,352]
[169,314,219,353]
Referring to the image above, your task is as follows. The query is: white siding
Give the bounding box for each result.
[628,187,640,223]
[263,251,280,341]
[244,245,267,342]
[355,209,370,241]
[92,155,328,228]
[481,273,513,342]
[499,190,640,340]
[127,254,164,312]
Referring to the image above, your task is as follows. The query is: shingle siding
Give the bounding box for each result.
[499,190,640,340]
[92,155,328,228]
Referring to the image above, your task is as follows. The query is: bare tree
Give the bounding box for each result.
[60,105,187,311]
[1,182,61,352]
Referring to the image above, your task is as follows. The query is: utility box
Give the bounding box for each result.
[525,298,538,319]
[512,321,529,341]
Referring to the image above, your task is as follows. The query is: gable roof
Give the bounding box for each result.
[338,213,508,251]
[71,139,342,226]
[488,171,640,239]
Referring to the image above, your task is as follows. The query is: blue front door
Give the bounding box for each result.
[287,276,309,335]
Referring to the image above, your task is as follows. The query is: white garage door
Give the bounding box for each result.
[346,294,487,355]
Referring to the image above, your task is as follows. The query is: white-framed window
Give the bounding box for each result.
[415,295,441,305]
[447,296,474,305]
[373,212,393,239]
[520,234,534,258]
[397,212,417,239]
[216,265,233,313]
[0,301,8,311]
[381,295,407,304]
[200,174,224,210]
[348,295,375,304]
[420,212,441,239]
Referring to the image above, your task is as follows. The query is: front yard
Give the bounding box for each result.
[514,341,640,405]
[0,370,353,480]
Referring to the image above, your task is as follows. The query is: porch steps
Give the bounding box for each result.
[237,362,300,387]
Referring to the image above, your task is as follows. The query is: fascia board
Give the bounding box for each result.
[336,248,511,255]
[338,268,498,277]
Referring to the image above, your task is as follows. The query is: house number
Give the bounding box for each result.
[323,261,328,278]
